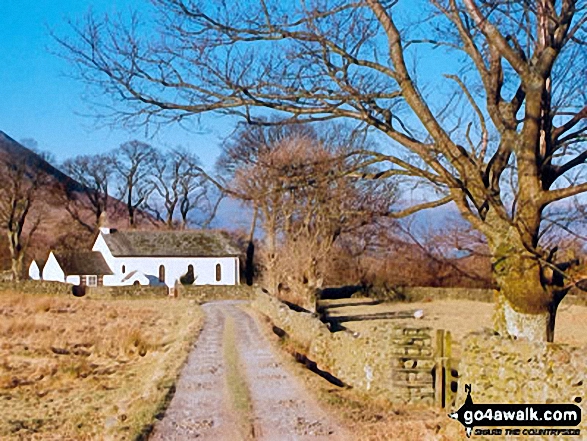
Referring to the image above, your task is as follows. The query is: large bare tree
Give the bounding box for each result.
[112,141,157,227]
[58,0,587,341]
[224,126,394,308]
[148,148,223,228]
[61,153,114,233]
[0,155,49,280]
[217,122,388,289]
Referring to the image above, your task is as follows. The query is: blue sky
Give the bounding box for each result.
[0,0,236,169]
[0,0,459,230]
[0,0,455,170]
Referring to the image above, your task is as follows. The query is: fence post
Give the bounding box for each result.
[435,329,445,407]
[444,331,453,408]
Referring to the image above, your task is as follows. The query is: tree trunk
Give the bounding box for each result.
[489,232,554,342]
[7,231,23,282]
[245,208,258,286]
[497,294,550,341]
[11,256,23,282]
[245,241,255,286]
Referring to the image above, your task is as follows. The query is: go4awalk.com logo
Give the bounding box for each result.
[448,385,582,438]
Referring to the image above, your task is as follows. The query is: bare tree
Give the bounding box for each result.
[218,121,390,289]
[0,155,50,280]
[112,141,157,227]
[148,148,224,228]
[61,153,114,233]
[57,1,587,341]
[227,129,393,309]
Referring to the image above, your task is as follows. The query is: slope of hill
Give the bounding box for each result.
[0,131,129,269]
[0,131,84,193]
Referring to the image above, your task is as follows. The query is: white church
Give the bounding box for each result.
[30,228,241,287]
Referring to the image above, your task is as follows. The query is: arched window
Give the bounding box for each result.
[121,265,126,274]
[159,265,166,283]
[188,264,194,274]
[215,263,222,282]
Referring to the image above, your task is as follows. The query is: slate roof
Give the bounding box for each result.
[53,252,113,276]
[102,230,240,257]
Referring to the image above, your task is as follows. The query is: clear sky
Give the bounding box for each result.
[0,0,236,169]
[0,0,458,229]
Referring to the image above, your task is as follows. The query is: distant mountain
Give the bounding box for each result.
[0,131,84,193]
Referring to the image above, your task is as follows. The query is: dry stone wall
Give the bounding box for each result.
[176,284,253,303]
[252,289,435,404]
[86,284,253,301]
[86,285,168,298]
[0,280,73,296]
[2,282,255,300]
[401,287,494,303]
[442,331,587,439]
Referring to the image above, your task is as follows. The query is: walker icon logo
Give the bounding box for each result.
[448,384,582,438]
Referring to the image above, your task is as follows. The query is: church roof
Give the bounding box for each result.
[101,229,240,257]
[53,251,113,276]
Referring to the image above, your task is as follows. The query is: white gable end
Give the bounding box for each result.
[43,252,65,283]
[28,261,41,280]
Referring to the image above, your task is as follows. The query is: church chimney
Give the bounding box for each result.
[98,212,111,235]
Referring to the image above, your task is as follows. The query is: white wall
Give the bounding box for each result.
[92,233,240,287]
[29,261,40,280]
[66,275,81,285]
[103,256,238,287]
[42,252,65,283]
[119,271,150,286]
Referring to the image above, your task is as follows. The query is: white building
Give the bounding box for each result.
[36,228,241,287]
[29,259,46,280]
[42,251,114,286]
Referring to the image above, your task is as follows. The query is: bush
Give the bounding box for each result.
[179,267,195,285]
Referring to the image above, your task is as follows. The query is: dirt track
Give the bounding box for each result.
[150,301,348,441]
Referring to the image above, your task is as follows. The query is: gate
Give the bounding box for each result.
[434,329,459,408]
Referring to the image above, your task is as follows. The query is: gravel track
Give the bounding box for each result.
[150,301,348,441]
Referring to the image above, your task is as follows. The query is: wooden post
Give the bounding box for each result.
[435,329,445,408]
[444,331,453,408]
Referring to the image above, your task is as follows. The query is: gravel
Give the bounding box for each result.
[151,301,348,441]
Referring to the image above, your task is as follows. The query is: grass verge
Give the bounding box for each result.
[223,315,254,440]
[0,292,204,440]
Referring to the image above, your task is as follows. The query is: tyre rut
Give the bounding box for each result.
[150,301,348,441]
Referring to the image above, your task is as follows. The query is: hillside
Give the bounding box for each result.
[0,131,84,192]
[0,131,128,270]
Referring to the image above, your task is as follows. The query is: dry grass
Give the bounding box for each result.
[223,315,254,440]
[321,298,587,346]
[0,291,203,440]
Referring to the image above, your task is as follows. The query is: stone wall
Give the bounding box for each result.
[0,281,169,298]
[356,286,494,303]
[0,280,73,296]
[401,287,494,303]
[86,285,168,298]
[86,284,254,301]
[443,332,587,439]
[252,289,435,404]
[176,284,254,303]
